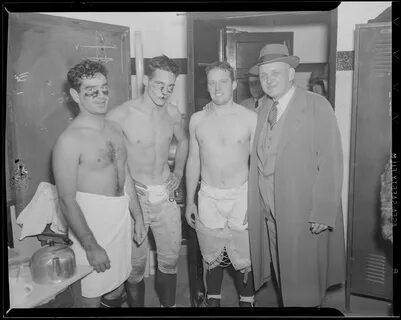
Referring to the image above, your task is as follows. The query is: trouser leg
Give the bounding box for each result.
[266,217,284,307]
[150,200,181,307]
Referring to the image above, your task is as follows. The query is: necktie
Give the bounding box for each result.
[267,101,278,129]
[254,99,259,109]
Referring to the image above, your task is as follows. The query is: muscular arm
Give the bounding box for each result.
[125,163,147,244]
[185,113,201,228]
[125,163,143,219]
[107,108,147,243]
[172,109,189,180]
[185,114,201,205]
[52,133,110,272]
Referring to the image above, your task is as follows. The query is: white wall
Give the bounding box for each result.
[337,2,391,51]
[335,1,391,243]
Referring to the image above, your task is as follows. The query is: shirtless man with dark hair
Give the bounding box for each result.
[53,59,143,308]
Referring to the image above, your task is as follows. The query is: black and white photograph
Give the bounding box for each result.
[2,1,397,317]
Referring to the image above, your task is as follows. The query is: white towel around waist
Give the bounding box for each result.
[69,191,132,298]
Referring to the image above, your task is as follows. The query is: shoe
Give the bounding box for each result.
[100,294,126,308]
[239,301,255,307]
[192,291,206,307]
[200,297,221,307]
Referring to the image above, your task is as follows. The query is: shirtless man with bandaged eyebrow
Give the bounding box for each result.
[107,55,188,308]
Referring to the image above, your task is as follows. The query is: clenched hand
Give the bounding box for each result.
[309,222,329,234]
[185,203,198,229]
[85,243,111,273]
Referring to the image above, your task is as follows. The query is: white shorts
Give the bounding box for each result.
[198,181,248,231]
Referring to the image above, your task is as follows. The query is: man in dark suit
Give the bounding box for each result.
[247,43,346,307]
[240,65,266,112]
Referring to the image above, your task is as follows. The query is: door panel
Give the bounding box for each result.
[226,31,293,103]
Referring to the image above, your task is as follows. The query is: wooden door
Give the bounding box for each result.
[5,13,131,220]
[346,23,392,305]
[226,31,293,103]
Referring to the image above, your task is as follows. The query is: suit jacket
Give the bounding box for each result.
[240,95,267,113]
[248,86,346,306]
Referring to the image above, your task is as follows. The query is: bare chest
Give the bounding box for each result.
[123,112,174,149]
[197,117,250,148]
[80,132,126,169]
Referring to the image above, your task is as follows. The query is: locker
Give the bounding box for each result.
[346,22,392,308]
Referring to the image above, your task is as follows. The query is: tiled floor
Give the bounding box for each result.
[140,244,393,316]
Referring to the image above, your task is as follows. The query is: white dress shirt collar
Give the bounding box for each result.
[273,85,295,121]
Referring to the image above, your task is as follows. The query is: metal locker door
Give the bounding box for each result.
[346,22,392,305]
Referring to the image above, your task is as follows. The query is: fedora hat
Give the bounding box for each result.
[257,43,300,68]
[246,65,259,77]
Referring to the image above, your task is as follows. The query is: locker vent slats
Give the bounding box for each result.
[373,31,392,75]
[365,253,386,285]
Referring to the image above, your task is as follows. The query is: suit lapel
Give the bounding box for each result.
[276,87,308,160]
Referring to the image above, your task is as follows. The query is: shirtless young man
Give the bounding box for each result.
[185,61,257,307]
[52,60,143,308]
[106,55,188,307]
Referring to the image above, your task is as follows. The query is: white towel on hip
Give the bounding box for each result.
[69,191,132,298]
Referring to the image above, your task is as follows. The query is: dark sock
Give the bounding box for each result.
[100,295,125,308]
[234,270,254,298]
[187,226,206,306]
[125,279,145,307]
[156,270,177,307]
[206,266,224,296]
